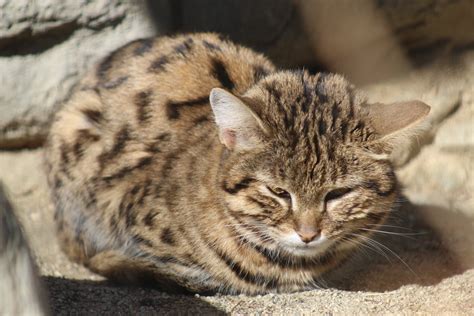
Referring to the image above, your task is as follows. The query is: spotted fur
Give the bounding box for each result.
[44,33,429,294]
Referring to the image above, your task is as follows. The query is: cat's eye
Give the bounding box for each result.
[325,187,353,202]
[266,186,291,200]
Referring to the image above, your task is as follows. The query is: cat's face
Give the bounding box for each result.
[211,71,429,259]
[221,141,397,258]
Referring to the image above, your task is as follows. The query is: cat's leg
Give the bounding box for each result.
[86,250,190,293]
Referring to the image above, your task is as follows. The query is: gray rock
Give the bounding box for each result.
[0,0,166,149]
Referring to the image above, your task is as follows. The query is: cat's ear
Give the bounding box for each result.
[210,88,267,150]
[364,100,430,160]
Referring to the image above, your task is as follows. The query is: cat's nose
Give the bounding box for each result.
[296,226,320,243]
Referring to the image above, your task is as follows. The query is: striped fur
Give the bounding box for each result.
[44,33,427,294]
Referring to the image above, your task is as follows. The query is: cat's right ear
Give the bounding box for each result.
[364,100,431,163]
[210,88,267,150]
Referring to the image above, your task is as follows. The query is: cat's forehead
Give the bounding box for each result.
[247,71,372,146]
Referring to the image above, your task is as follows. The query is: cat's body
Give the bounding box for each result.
[45,33,429,294]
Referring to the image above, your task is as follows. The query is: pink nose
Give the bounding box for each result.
[296,227,320,243]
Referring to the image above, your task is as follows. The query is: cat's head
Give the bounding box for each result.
[210,71,430,258]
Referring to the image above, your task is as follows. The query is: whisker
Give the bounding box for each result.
[352,233,418,277]
[364,224,417,231]
[359,228,425,238]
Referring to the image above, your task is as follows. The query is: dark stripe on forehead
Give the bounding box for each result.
[166,96,209,120]
[222,177,255,194]
[315,73,328,103]
[211,58,235,90]
[302,80,313,113]
[331,101,341,127]
[346,86,355,118]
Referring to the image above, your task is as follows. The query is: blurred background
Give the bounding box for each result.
[0,0,473,314]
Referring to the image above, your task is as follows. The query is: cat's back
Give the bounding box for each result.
[46,34,275,170]
[82,33,273,140]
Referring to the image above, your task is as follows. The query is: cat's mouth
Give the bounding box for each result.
[278,233,333,257]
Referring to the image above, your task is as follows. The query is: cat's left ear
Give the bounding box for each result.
[210,88,267,150]
[364,100,431,158]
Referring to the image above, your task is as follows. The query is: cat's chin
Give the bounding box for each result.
[278,233,333,257]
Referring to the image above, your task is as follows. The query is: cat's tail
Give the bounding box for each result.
[0,183,50,315]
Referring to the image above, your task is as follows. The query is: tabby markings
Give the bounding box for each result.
[315,73,328,103]
[82,109,103,125]
[166,96,209,120]
[149,55,169,72]
[143,210,158,227]
[202,40,222,51]
[72,129,100,161]
[98,125,130,169]
[103,76,128,89]
[160,227,176,245]
[211,243,279,288]
[102,156,153,183]
[253,65,270,82]
[135,90,153,122]
[173,38,194,57]
[133,38,154,56]
[211,58,235,90]
[222,177,255,194]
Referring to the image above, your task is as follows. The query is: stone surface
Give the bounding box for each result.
[0,0,163,149]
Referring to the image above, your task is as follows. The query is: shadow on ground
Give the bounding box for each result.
[44,277,225,315]
[325,200,470,292]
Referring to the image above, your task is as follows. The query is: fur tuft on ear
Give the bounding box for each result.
[364,100,431,163]
[209,88,267,150]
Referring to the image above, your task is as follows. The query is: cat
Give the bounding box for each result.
[0,183,50,315]
[44,33,430,294]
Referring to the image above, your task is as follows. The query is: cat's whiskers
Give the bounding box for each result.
[359,228,425,238]
[350,233,418,277]
[364,223,417,231]
[342,235,389,260]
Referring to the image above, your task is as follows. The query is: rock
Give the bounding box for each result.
[397,51,474,269]
[0,0,166,149]
[361,64,463,167]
